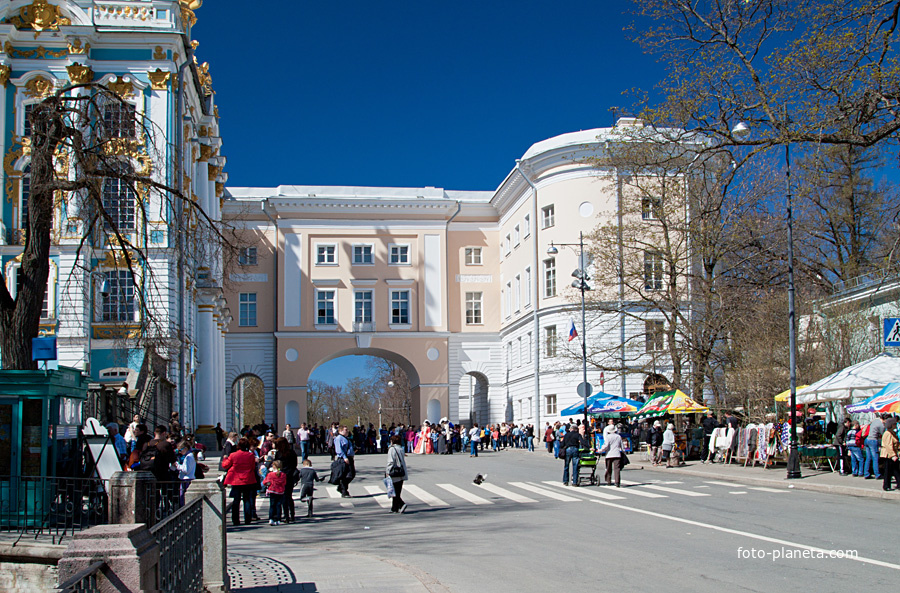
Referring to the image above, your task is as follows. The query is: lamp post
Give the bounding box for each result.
[731,121,801,479]
[547,231,592,429]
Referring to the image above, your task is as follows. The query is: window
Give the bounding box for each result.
[505,282,512,318]
[524,267,532,307]
[101,270,135,322]
[523,214,531,238]
[546,394,557,415]
[14,267,49,319]
[465,247,482,265]
[102,163,135,231]
[642,196,662,220]
[541,205,555,229]
[646,319,665,352]
[389,244,410,265]
[390,290,410,324]
[506,342,513,368]
[504,234,511,255]
[514,225,520,247]
[525,332,532,364]
[354,290,373,323]
[644,251,664,291]
[514,275,521,312]
[544,326,557,357]
[22,103,35,137]
[239,293,257,327]
[544,258,556,297]
[239,247,257,266]
[352,244,373,265]
[465,291,483,325]
[316,244,336,265]
[516,337,523,367]
[102,102,136,139]
[316,290,336,325]
[20,165,30,238]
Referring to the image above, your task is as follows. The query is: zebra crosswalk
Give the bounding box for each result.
[296,478,788,512]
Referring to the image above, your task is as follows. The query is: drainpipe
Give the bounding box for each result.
[617,172,626,398]
[262,201,279,425]
[445,200,461,422]
[175,53,192,422]
[515,161,541,429]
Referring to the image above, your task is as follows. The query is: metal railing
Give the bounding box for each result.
[147,480,186,525]
[150,497,203,593]
[0,476,109,545]
[56,560,105,593]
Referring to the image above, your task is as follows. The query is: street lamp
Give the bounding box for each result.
[547,231,592,430]
[731,121,801,479]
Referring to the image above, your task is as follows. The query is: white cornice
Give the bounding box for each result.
[350,279,378,286]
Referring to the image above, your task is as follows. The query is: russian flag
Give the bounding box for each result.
[567,318,578,342]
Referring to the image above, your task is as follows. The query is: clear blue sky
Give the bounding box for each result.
[193,1,658,192]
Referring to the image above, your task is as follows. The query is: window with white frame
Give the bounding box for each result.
[465,247,482,265]
[516,337,522,367]
[390,290,410,324]
[101,270,135,322]
[506,342,513,368]
[239,247,257,266]
[544,258,556,297]
[101,101,137,139]
[102,162,135,231]
[239,293,257,326]
[545,325,557,357]
[465,291,483,325]
[541,204,555,229]
[646,319,665,352]
[19,165,30,238]
[22,103,35,137]
[505,282,512,318]
[504,234,511,255]
[644,251,664,291]
[642,196,663,220]
[514,275,521,312]
[354,290,373,324]
[546,394,557,415]
[389,244,410,265]
[352,244,373,265]
[523,214,531,238]
[316,290,336,325]
[514,225,520,247]
[525,332,532,364]
[316,244,337,265]
[524,267,532,307]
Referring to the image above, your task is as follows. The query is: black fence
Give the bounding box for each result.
[0,476,109,545]
[150,497,203,593]
[56,560,104,593]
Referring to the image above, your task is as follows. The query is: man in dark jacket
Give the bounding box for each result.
[701,412,718,463]
[561,425,590,486]
[834,418,851,475]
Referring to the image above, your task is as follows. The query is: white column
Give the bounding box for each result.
[195,299,216,427]
[218,323,227,428]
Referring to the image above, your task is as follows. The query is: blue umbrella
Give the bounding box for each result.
[846,382,900,414]
[587,395,645,415]
[559,392,618,417]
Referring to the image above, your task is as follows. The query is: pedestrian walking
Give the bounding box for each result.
[222,438,258,526]
[598,425,624,487]
[334,426,356,497]
[662,423,676,467]
[881,417,899,491]
[274,437,298,522]
[262,460,287,525]
[469,423,481,456]
[847,421,864,476]
[560,424,587,486]
[386,434,408,513]
[864,415,885,479]
[214,422,225,451]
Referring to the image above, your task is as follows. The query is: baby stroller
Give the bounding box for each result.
[576,448,598,485]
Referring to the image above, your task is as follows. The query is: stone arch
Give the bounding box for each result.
[643,373,670,398]
[457,371,489,427]
[232,373,265,430]
[308,347,421,388]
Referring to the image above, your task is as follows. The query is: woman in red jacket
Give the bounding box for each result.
[222,438,258,526]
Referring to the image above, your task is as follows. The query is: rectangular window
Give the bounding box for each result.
[239,292,257,327]
[390,290,410,324]
[316,290,336,325]
[506,342,513,368]
[541,205,555,229]
[523,214,531,238]
[465,291,483,325]
[514,275,521,312]
[516,337,523,367]
[524,267,532,307]
[545,326,557,358]
[102,163,135,231]
[642,196,663,220]
[15,267,49,319]
[504,234,511,255]
[352,244,373,265]
[389,244,410,265]
[525,332,532,364]
[354,290,373,324]
[505,282,512,318]
[514,225,520,247]
[101,270,135,323]
[644,251,664,291]
[544,258,556,298]
[239,247,258,266]
[546,394,557,415]
[102,102,136,139]
[22,103,35,137]
[646,319,665,352]
[316,244,336,265]
[465,247,482,265]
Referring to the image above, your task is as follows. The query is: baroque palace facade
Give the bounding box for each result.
[0,1,228,431]
[224,122,679,429]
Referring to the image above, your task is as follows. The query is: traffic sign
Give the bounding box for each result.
[577,382,593,398]
[886,318,900,347]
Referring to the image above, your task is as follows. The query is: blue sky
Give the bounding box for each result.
[193,1,659,192]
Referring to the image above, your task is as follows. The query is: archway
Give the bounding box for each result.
[643,373,670,398]
[232,374,265,431]
[457,372,489,426]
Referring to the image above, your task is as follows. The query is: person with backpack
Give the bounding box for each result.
[847,421,864,477]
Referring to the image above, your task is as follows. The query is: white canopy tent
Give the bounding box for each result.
[796,353,900,404]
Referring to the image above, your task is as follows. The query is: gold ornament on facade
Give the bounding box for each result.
[24,76,55,98]
[207,165,219,181]
[215,182,224,197]
[66,63,93,85]
[106,78,134,97]
[67,38,89,54]
[147,69,171,90]
[180,5,197,28]
[153,46,166,60]
[5,42,67,59]
[0,65,10,87]
[198,125,208,137]
[198,144,214,162]
[8,0,71,38]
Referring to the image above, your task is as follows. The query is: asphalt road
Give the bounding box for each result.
[232,447,899,592]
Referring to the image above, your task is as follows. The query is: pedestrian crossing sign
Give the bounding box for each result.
[885,318,900,347]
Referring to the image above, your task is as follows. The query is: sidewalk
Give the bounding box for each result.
[636,458,900,500]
